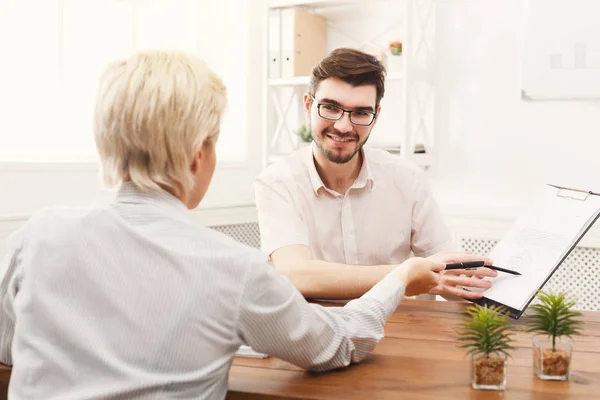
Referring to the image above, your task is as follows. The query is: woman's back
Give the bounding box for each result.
[5,184,257,399]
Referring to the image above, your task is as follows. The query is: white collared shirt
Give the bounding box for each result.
[1,183,406,399]
[255,144,453,264]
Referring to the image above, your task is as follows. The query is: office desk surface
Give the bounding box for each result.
[1,299,599,400]
[0,365,6,400]
[227,299,600,400]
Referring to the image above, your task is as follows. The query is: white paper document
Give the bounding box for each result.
[475,184,600,316]
[235,345,269,359]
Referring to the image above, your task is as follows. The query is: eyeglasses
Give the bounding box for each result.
[310,95,377,126]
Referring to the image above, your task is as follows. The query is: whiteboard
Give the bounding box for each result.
[522,0,600,100]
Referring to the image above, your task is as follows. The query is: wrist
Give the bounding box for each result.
[388,265,410,287]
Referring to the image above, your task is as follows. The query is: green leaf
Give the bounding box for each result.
[294,124,313,143]
[455,304,515,358]
[524,290,583,351]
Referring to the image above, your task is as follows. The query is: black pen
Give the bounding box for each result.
[444,261,521,276]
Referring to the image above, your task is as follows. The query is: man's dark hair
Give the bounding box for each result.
[308,47,386,106]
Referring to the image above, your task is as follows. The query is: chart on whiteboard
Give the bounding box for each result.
[522,0,600,100]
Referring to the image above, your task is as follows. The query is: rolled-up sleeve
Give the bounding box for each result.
[1,231,25,366]
[410,168,455,257]
[237,259,405,372]
[254,176,309,256]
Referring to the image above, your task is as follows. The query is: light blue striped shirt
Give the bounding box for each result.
[0,183,405,399]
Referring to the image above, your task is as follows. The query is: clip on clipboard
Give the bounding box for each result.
[548,183,600,201]
[468,183,600,319]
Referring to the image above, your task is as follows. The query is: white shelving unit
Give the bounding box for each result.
[262,0,437,171]
[268,0,395,8]
[268,74,403,86]
[268,76,310,86]
[267,148,432,168]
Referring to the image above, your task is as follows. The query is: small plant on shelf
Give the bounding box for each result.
[294,124,312,144]
[457,304,514,391]
[525,290,583,380]
[389,41,402,56]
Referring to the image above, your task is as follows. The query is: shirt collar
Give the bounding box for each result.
[305,143,374,196]
[114,181,192,221]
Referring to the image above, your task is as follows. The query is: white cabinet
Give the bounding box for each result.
[262,0,437,170]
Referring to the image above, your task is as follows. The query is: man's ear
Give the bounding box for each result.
[373,104,382,125]
[303,92,312,118]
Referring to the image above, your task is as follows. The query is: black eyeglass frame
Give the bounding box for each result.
[309,94,377,127]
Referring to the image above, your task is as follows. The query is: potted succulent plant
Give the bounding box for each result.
[525,290,583,380]
[294,124,312,147]
[387,41,403,73]
[389,40,402,56]
[457,304,515,391]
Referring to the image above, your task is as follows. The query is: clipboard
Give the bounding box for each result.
[468,184,600,319]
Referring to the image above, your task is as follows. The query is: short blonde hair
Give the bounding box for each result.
[94,51,227,195]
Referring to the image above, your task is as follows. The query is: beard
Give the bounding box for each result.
[311,126,369,164]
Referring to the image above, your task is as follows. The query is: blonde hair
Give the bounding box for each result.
[94,51,227,196]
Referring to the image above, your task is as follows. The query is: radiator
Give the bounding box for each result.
[210,222,261,249]
[209,222,600,311]
[4,216,598,311]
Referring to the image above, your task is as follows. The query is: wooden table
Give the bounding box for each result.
[227,299,600,400]
[0,364,7,400]
[1,299,598,399]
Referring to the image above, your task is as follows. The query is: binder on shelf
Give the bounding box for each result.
[467,183,600,319]
[280,8,327,78]
[268,8,282,79]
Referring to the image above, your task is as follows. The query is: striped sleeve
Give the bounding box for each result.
[237,260,405,372]
[0,230,25,366]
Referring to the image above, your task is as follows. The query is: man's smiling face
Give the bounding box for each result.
[306,78,379,164]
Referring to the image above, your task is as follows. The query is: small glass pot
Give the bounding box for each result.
[532,335,573,380]
[471,352,507,390]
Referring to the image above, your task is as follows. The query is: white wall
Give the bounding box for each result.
[431,0,600,220]
[4,0,600,223]
[0,163,258,216]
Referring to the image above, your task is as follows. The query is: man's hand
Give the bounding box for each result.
[426,251,498,299]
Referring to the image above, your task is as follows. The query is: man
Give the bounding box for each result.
[0,51,444,399]
[255,47,496,300]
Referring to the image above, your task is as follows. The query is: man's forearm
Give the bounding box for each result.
[275,260,396,299]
